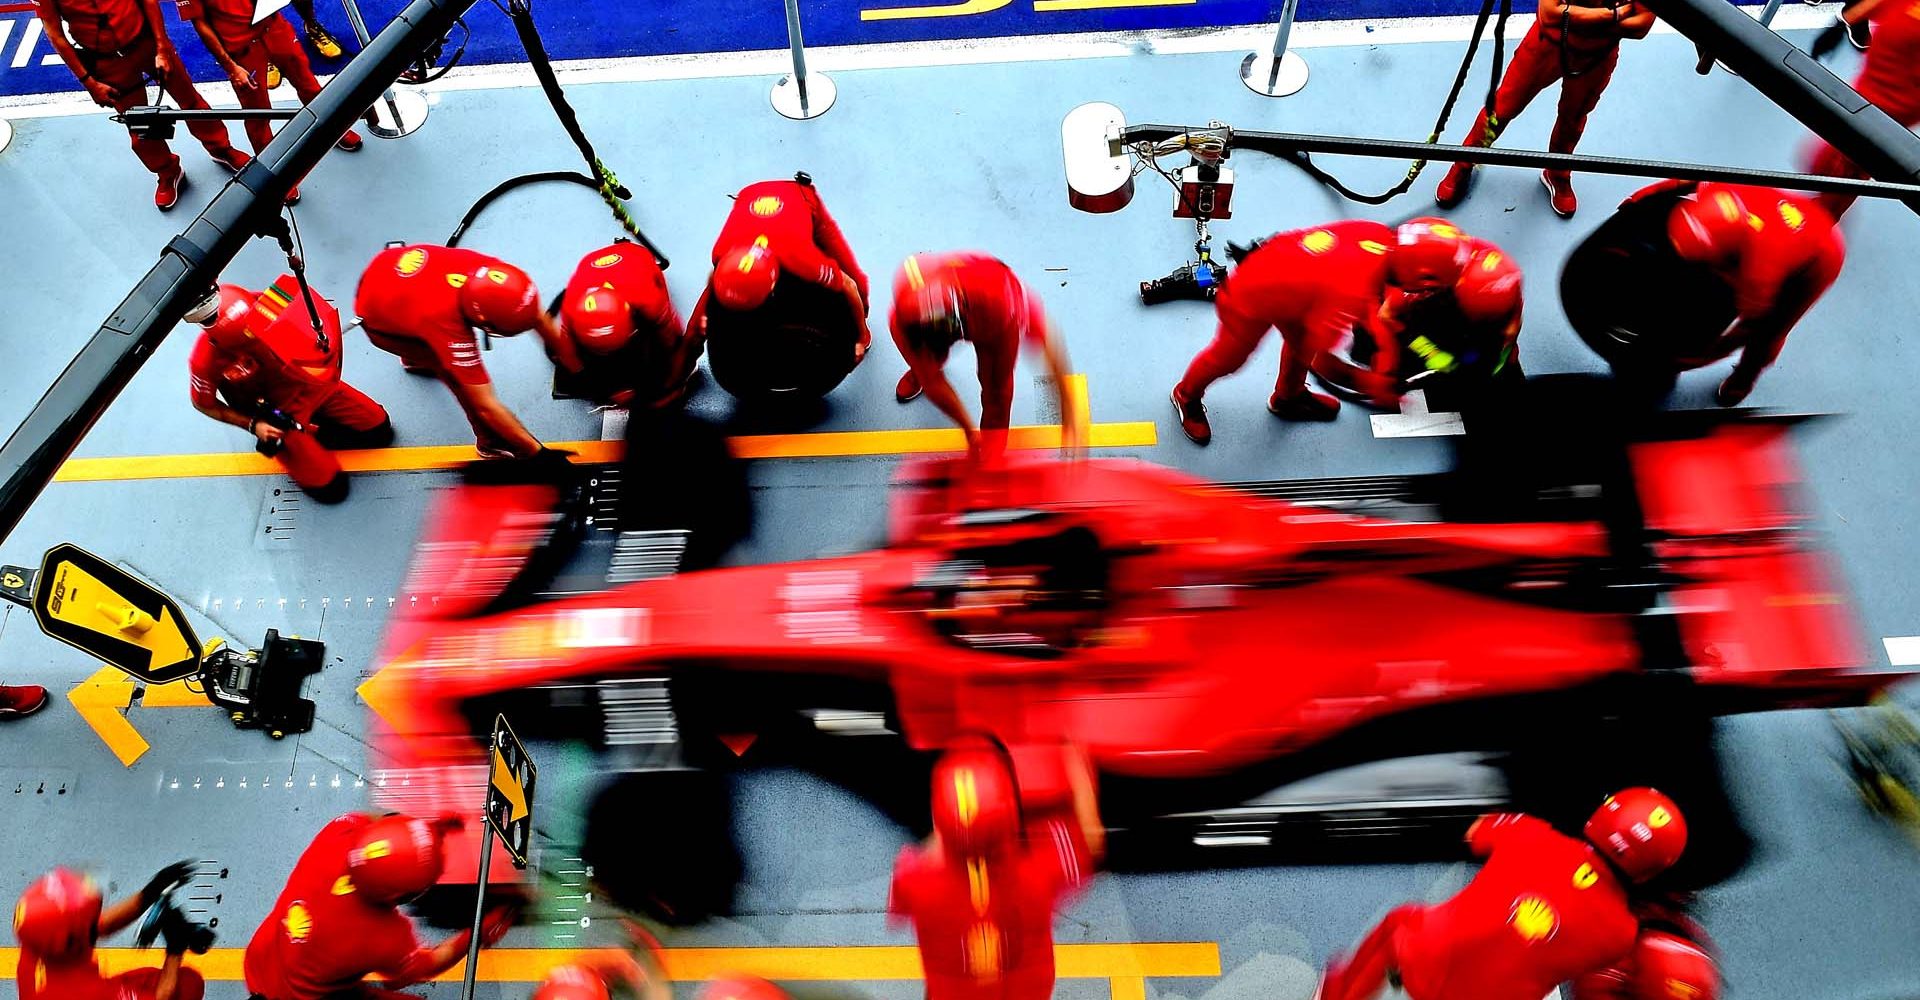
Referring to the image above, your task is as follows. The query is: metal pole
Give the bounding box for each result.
[771,0,835,119]
[1240,0,1309,97]
[459,823,496,1000]
[339,0,430,137]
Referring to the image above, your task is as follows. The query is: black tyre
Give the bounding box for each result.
[583,768,741,925]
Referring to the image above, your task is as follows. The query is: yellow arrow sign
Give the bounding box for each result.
[67,667,213,767]
[32,545,202,683]
[493,744,530,823]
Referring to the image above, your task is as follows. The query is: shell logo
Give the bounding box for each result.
[1648,806,1672,829]
[750,195,785,217]
[331,876,356,896]
[1357,240,1389,256]
[395,248,428,276]
[1777,201,1807,232]
[283,902,313,943]
[1572,862,1598,889]
[445,274,470,289]
[592,253,624,268]
[1300,230,1338,255]
[1712,191,1743,223]
[1508,895,1560,943]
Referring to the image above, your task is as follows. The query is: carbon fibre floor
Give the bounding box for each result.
[2,21,1919,1000]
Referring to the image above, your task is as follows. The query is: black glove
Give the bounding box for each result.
[140,860,199,907]
[158,905,216,955]
[1225,237,1268,265]
[1810,20,1848,60]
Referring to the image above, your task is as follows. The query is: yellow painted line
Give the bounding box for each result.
[49,423,1157,485]
[65,667,145,767]
[861,0,1013,21]
[1033,0,1194,9]
[5,942,1220,984]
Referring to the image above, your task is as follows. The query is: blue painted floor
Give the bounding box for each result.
[2,25,1919,1000]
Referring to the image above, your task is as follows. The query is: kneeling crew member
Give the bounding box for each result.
[1171,218,1471,445]
[891,252,1084,458]
[556,242,702,409]
[695,176,872,399]
[185,280,393,503]
[1318,788,1688,1000]
[355,244,563,459]
[1315,236,1524,399]
[15,861,209,1000]
[1622,181,1844,406]
[245,812,515,999]
[890,739,1105,1000]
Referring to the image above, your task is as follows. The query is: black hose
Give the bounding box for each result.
[1283,0,1513,205]
[445,170,604,247]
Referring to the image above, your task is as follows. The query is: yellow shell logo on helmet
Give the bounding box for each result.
[1300,230,1337,255]
[1508,896,1559,943]
[1777,201,1806,232]
[396,248,427,276]
[592,253,623,268]
[751,196,785,217]
[283,902,313,942]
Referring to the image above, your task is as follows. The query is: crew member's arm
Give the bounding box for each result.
[1064,742,1106,865]
[35,0,117,105]
[1541,0,1640,31]
[380,906,514,988]
[186,9,253,90]
[1032,317,1084,457]
[1320,299,1397,405]
[136,0,180,76]
[1463,812,1533,858]
[153,950,186,1000]
[1725,244,1841,386]
[893,326,980,454]
[447,380,543,458]
[1492,311,1523,374]
[192,381,287,448]
[1612,1,1655,39]
[537,311,584,376]
[802,186,871,307]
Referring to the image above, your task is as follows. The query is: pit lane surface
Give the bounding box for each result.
[3,25,1920,1000]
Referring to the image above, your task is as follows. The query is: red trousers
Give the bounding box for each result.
[85,34,239,176]
[276,381,390,490]
[230,17,325,154]
[1460,29,1620,168]
[1808,94,1920,216]
[1176,294,1329,403]
[1320,905,1420,1000]
[362,328,515,452]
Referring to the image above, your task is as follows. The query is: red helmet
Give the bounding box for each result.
[893,257,966,353]
[700,975,790,1000]
[713,243,780,312]
[1584,787,1687,882]
[346,813,446,905]
[14,868,102,959]
[1668,186,1754,265]
[1390,217,1471,291]
[1452,245,1523,325]
[1630,931,1719,1000]
[460,263,541,335]
[930,741,1019,856]
[184,284,259,353]
[533,964,613,1000]
[563,285,636,354]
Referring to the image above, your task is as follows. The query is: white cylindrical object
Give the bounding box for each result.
[771,0,834,118]
[1240,0,1309,98]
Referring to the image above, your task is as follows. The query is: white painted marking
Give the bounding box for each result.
[600,407,629,441]
[0,5,1828,115]
[0,22,15,65]
[1370,389,1465,438]
[10,16,41,70]
[1884,636,1920,667]
[40,53,58,66]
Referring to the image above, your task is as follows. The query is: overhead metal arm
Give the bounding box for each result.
[0,0,479,545]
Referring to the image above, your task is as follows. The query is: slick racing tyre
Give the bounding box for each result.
[705,278,860,401]
[1561,193,1737,376]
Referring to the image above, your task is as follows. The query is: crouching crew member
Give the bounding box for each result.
[185,279,393,503]
[15,861,210,1000]
[555,241,702,409]
[695,175,872,400]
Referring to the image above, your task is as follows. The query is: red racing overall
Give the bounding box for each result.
[888,252,1053,449]
[560,242,698,408]
[1806,0,1920,214]
[177,0,327,154]
[713,178,870,304]
[1320,814,1640,1000]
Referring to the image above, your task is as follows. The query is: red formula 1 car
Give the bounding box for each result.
[362,382,1896,921]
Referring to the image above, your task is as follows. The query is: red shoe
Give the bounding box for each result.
[1170,388,1211,445]
[1435,162,1475,208]
[1542,171,1579,218]
[209,146,252,174]
[335,129,363,152]
[284,184,301,206]
[155,170,186,212]
[1268,390,1341,421]
[0,685,49,719]
[894,370,922,403]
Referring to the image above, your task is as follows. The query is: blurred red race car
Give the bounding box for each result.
[361,382,1896,921]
